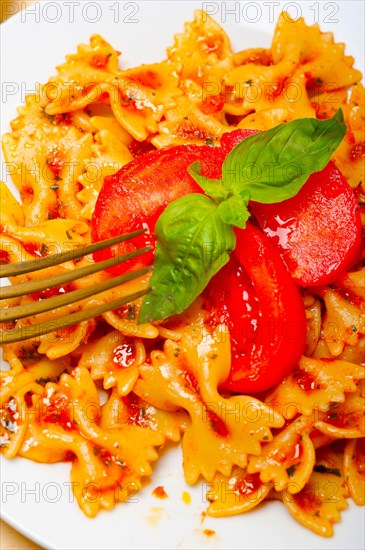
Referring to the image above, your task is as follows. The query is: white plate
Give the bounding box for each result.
[1,2,364,549]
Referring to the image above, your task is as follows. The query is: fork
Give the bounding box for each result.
[0,229,152,345]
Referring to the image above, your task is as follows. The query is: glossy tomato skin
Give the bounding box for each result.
[91,128,353,391]
[91,129,256,273]
[223,131,362,287]
[251,161,362,287]
[92,144,225,273]
[204,223,307,394]
[220,129,258,152]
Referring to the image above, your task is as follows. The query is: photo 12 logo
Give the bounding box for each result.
[1,1,140,24]
[201,1,340,24]
[1,480,139,504]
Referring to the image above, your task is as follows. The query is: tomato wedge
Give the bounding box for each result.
[251,161,362,286]
[92,128,360,285]
[92,130,308,392]
[91,130,257,274]
[91,144,225,274]
[90,126,357,391]
[220,128,258,152]
[204,223,307,393]
[222,129,362,287]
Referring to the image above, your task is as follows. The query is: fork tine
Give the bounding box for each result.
[0,246,152,300]
[0,266,152,323]
[0,229,146,278]
[0,288,150,345]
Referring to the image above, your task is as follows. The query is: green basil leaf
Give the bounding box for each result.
[140,110,347,324]
[138,194,236,323]
[188,161,228,200]
[222,109,346,203]
[217,193,250,228]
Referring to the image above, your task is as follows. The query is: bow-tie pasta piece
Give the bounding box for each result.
[315,380,365,439]
[343,438,365,506]
[45,35,182,142]
[205,466,271,517]
[282,444,348,537]
[167,10,233,83]
[247,415,316,494]
[76,128,133,220]
[0,349,68,458]
[17,367,164,516]
[265,357,364,419]
[155,11,234,148]
[78,330,142,394]
[135,318,283,485]
[2,91,95,225]
[101,387,188,443]
[321,288,365,357]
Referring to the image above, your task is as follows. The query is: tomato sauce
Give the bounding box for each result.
[128,70,160,89]
[90,53,111,69]
[350,140,365,161]
[293,367,317,393]
[113,342,136,368]
[46,148,64,179]
[234,472,262,497]
[122,393,149,427]
[152,485,168,499]
[294,484,322,512]
[41,391,76,431]
[206,409,229,438]
[30,283,75,302]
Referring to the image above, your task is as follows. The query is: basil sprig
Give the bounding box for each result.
[140,194,236,322]
[139,110,346,323]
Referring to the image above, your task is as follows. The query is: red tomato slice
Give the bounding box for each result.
[91,129,258,273]
[220,128,258,151]
[204,223,307,393]
[251,161,362,286]
[91,144,225,274]
[223,130,362,286]
[90,127,355,391]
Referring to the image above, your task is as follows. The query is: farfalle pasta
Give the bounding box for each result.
[1,9,364,538]
[135,304,284,484]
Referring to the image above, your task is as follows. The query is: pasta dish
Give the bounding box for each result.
[0,10,364,539]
